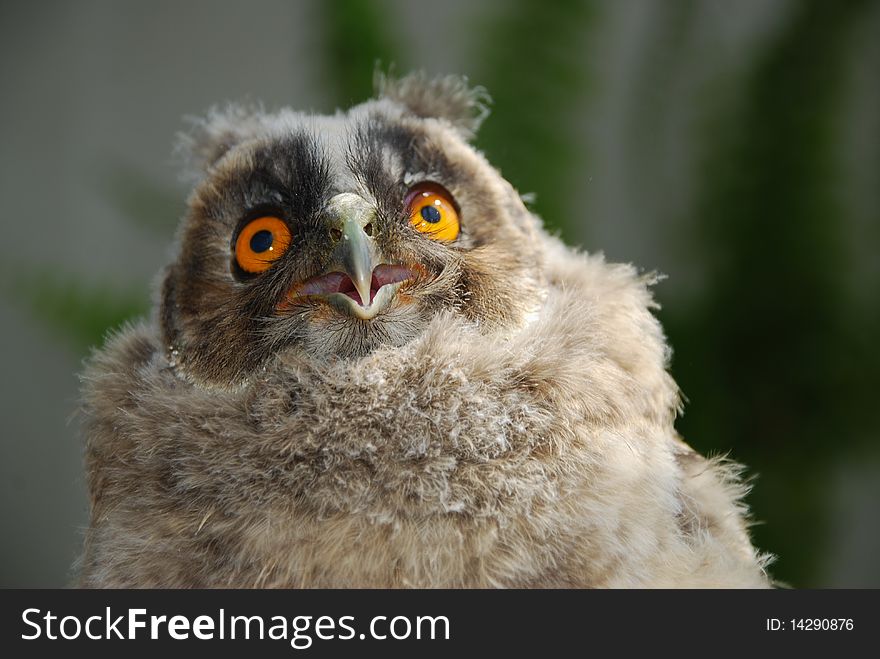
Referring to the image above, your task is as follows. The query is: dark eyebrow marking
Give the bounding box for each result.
[345,118,408,199]
[345,115,463,220]
[248,131,332,222]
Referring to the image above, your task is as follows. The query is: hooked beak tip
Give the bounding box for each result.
[351,272,373,308]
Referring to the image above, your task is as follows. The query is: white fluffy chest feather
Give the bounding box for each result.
[79,240,769,587]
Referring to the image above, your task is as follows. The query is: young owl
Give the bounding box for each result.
[78,73,771,588]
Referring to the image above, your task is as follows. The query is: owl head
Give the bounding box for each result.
[160,72,546,386]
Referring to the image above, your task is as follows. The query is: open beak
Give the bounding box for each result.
[285,193,414,320]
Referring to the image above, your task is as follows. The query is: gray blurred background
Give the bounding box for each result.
[1,0,878,588]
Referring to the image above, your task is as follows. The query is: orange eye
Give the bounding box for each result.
[406,183,460,242]
[234,216,291,274]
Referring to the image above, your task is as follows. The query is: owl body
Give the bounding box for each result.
[78,74,770,587]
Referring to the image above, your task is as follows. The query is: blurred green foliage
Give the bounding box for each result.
[4,0,877,587]
[470,0,596,234]
[321,0,398,107]
[659,0,879,586]
[4,271,148,356]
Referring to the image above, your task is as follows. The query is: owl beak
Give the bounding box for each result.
[324,192,381,309]
[336,208,378,311]
[285,193,414,320]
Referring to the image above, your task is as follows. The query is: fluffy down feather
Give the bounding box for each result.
[78,235,770,587]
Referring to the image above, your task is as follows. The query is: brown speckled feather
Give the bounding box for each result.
[79,237,770,587]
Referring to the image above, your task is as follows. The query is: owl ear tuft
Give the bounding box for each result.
[375,71,490,140]
[175,103,266,180]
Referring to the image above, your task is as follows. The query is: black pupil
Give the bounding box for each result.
[421,204,442,223]
[250,230,273,253]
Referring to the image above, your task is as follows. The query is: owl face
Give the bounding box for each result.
[160,74,545,386]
